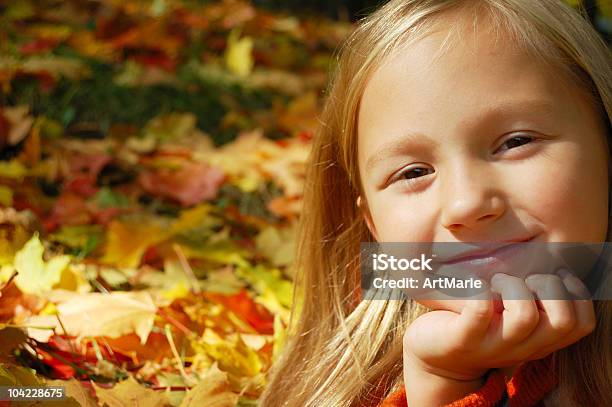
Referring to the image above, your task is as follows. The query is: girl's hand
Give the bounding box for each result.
[402,270,596,405]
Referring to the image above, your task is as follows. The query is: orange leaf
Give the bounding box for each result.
[204,290,274,334]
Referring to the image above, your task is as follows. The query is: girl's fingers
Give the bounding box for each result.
[490,273,539,343]
[557,268,592,299]
[516,273,575,358]
[525,273,575,332]
[521,270,595,361]
[556,269,596,339]
[452,290,494,347]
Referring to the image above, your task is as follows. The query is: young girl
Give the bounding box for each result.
[260,1,612,406]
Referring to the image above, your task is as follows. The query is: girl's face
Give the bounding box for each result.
[356,20,610,307]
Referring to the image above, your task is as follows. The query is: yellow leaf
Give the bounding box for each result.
[169,203,219,235]
[179,362,238,407]
[94,376,171,407]
[27,291,157,345]
[197,329,262,377]
[225,29,254,77]
[102,219,171,268]
[13,232,71,295]
[55,263,92,292]
[181,241,251,267]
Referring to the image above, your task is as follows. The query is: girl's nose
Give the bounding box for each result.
[440,163,506,232]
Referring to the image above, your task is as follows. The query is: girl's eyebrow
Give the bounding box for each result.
[364,99,557,172]
[366,132,433,172]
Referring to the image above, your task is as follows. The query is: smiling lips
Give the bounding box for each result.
[436,236,536,266]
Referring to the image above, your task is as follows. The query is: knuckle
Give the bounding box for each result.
[514,305,539,329]
[549,312,575,333]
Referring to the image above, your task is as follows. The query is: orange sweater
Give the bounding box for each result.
[378,355,558,407]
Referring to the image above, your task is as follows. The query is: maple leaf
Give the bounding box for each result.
[101,218,171,268]
[46,378,98,407]
[26,291,157,345]
[179,362,238,407]
[94,375,171,407]
[139,161,226,207]
[13,232,72,295]
[195,328,263,378]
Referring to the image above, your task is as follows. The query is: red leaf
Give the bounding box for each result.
[139,162,225,207]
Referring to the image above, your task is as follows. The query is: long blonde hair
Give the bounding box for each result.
[260,1,612,406]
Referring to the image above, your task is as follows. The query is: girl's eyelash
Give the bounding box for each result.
[391,134,537,186]
[393,166,434,186]
[494,134,536,154]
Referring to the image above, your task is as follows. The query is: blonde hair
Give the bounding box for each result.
[260,1,612,406]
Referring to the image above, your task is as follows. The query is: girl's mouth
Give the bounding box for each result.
[433,236,539,281]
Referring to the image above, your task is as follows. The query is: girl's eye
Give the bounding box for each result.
[393,166,434,186]
[495,134,535,153]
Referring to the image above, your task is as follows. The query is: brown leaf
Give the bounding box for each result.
[94,376,172,407]
[46,378,98,407]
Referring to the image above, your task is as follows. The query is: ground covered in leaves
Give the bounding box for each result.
[0,0,352,405]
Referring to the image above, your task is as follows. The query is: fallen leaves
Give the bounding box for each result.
[0,0,349,404]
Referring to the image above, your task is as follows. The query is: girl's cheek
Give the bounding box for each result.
[371,195,438,242]
[522,150,607,241]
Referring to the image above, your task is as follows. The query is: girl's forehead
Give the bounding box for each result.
[355,18,603,170]
[359,25,560,125]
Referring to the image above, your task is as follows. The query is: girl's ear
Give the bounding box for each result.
[356,195,380,241]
